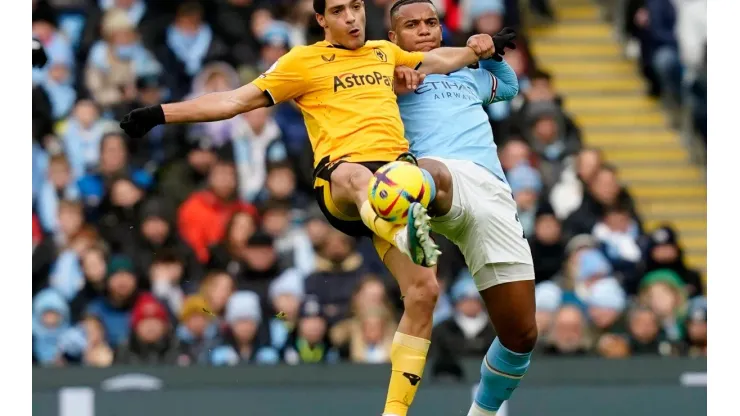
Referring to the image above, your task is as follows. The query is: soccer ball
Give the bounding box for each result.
[367,161,433,224]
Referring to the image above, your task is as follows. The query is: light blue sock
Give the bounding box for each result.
[474,337,532,412]
[420,168,437,202]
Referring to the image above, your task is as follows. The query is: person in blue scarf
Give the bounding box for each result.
[37,154,80,234]
[32,8,75,88]
[62,100,109,179]
[41,56,77,121]
[33,289,71,366]
[160,1,229,100]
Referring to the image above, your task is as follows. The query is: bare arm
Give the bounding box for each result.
[417,46,479,75]
[161,84,270,124]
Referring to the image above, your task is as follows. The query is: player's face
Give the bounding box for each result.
[390,3,442,52]
[318,0,367,49]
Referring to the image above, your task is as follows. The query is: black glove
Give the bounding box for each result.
[32,38,48,68]
[491,27,517,62]
[120,105,166,138]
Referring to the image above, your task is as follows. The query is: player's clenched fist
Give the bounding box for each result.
[120,105,165,138]
[466,34,495,60]
[394,66,426,94]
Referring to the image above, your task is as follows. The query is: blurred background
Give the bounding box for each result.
[31,0,707,414]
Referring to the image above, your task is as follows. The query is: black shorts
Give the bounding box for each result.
[312,156,391,238]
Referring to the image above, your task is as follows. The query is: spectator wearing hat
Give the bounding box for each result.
[641,225,703,297]
[585,278,628,339]
[534,281,562,337]
[506,163,546,238]
[282,295,339,365]
[267,269,305,350]
[85,255,141,347]
[529,210,566,283]
[638,269,688,343]
[77,132,153,219]
[464,0,504,36]
[69,244,109,322]
[61,100,109,180]
[37,154,80,234]
[572,248,614,302]
[430,272,496,378]
[85,8,161,110]
[210,291,279,366]
[32,288,72,366]
[178,159,258,263]
[305,228,369,324]
[125,197,203,291]
[157,1,230,100]
[679,296,706,357]
[176,295,220,365]
[116,293,182,365]
[259,21,292,72]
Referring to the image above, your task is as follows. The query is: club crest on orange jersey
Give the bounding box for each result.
[321,54,335,62]
[373,48,387,62]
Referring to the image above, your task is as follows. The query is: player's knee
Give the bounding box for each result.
[404,272,440,314]
[331,164,373,205]
[418,159,452,195]
[501,320,538,353]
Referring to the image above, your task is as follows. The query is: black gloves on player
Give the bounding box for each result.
[120,105,165,138]
[32,38,48,68]
[491,28,517,62]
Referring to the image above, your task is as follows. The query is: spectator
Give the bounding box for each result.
[61,100,108,180]
[176,295,220,365]
[431,274,496,376]
[230,106,290,203]
[178,160,257,263]
[78,132,153,217]
[260,199,314,275]
[37,154,80,233]
[210,291,279,365]
[158,1,230,99]
[585,278,628,338]
[573,248,614,302]
[266,269,305,350]
[40,51,77,121]
[85,8,161,111]
[149,252,187,316]
[48,225,98,301]
[125,197,203,290]
[680,296,707,357]
[626,304,673,356]
[156,134,224,208]
[185,62,242,148]
[116,293,182,365]
[85,255,140,348]
[69,243,109,322]
[643,0,683,105]
[305,228,369,324]
[595,333,631,359]
[96,176,146,252]
[534,281,562,336]
[506,163,545,238]
[258,21,292,72]
[198,270,236,319]
[211,0,263,65]
[641,225,704,297]
[529,211,565,283]
[32,288,71,366]
[540,304,591,356]
[548,148,603,221]
[231,231,286,302]
[593,204,642,278]
[208,210,259,268]
[282,295,339,364]
[498,138,533,174]
[32,5,75,86]
[638,269,688,343]
[59,315,114,368]
[256,161,310,209]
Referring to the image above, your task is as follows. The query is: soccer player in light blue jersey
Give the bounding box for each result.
[388,1,537,416]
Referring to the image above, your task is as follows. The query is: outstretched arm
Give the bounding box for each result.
[417,34,494,75]
[162,84,269,123]
[480,59,519,102]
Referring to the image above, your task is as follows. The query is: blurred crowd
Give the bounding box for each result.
[32,0,706,371]
[619,0,707,141]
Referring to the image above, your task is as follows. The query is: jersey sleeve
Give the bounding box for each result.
[384,41,425,69]
[470,68,498,105]
[250,49,309,105]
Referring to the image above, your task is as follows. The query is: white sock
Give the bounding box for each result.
[467,402,497,416]
[393,226,411,257]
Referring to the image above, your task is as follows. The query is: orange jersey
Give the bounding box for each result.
[250,40,424,171]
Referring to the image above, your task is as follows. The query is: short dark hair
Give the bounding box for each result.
[177,1,203,18]
[531,69,552,83]
[313,0,325,14]
[389,0,434,21]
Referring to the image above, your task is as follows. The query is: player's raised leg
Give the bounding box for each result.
[330,162,440,266]
[374,239,439,416]
[469,265,537,416]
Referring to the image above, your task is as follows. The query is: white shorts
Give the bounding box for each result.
[427,157,534,287]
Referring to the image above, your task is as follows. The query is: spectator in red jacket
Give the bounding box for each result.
[178,160,257,263]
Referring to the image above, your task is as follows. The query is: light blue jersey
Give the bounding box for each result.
[397,59,519,183]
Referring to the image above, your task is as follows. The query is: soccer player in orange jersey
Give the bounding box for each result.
[120,1,495,414]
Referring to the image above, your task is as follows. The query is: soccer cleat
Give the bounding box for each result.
[395,152,419,166]
[406,202,440,267]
